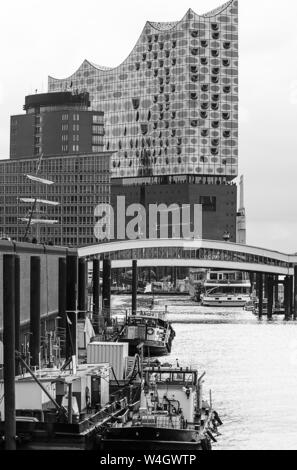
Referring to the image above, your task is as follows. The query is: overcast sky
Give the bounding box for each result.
[1,0,297,252]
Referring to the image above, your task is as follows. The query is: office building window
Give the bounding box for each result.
[92,145,102,152]
[73,124,79,131]
[93,115,102,123]
[73,134,79,142]
[62,124,68,131]
[73,114,80,121]
[92,135,102,145]
[62,134,68,142]
[72,144,79,152]
[62,113,69,121]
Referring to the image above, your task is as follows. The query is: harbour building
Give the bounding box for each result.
[48,0,239,242]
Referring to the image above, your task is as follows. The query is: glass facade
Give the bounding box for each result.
[102,246,291,270]
[48,1,238,181]
[0,153,111,247]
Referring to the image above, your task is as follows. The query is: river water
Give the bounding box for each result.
[112,294,297,450]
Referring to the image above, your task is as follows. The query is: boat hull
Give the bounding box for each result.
[202,299,248,307]
[99,426,211,451]
[122,339,172,357]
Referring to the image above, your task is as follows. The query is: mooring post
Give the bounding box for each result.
[294,266,297,320]
[258,273,263,318]
[58,257,67,356]
[267,275,274,320]
[30,256,41,367]
[93,258,100,334]
[132,260,138,315]
[78,258,87,318]
[102,257,111,326]
[66,254,78,359]
[3,254,16,450]
[14,256,20,375]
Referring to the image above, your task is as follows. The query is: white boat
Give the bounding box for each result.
[201,270,252,307]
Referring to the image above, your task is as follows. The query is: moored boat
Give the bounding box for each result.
[99,364,222,451]
[201,270,252,307]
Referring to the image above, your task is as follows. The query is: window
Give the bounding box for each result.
[92,135,102,144]
[73,134,79,142]
[223,130,231,138]
[62,124,68,131]
[211,76,219,83]
[72,144,79,152]
[92,145,101,152]
[200,196,216,212]
[73,114,80,121]
[212,32,220,39]
[201,102,209,110]
[201,40,208,48]
[223,86,231,93]
[200,111,208,119]
[222,59,230,67]
[211,23,219,31]
[212,67,220,75]
[200,58,208,65]
[62,134,68,142]
[191,30,198,38]
[222,112,230,120]
[201,129,209,137]
[201,84,209,92]
[93,115,102,123]
[191,48,198,56]
[62,145,68,152]
[62,113,69,121]
[223,42,231,50]
[191,65,198,73]
[73,124,79,131]
[92,125,102,134]
[211,50,219,57]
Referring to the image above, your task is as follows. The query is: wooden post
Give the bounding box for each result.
[3,254,16,450]
[132,260,138,315]
[30,256,41,367]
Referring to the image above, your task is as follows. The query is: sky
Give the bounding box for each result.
[1,0,297,253]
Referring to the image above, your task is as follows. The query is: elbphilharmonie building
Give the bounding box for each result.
[48,0,239,242]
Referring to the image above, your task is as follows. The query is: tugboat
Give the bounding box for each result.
[100,363,222,451]
[117,310,175,357]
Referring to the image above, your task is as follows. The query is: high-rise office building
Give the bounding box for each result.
[48,0,239,242]
[10,92,104,159]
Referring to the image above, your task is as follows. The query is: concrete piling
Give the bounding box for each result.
[257,273,263,319]
[102,258,111,325]
[30,256,41,367]
[66,255,78,359]
[132,259,138,315]
[78,258,87,316]
[92,258,100,333]
[14,256,21,375]
[3,254,16,450]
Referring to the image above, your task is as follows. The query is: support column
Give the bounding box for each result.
[14,256,20,375]
[66,255,78,359]
[78,258,87,318]
[30,256,41,367]
[274,275,279,309]
[267,275,274,320]
[294,266,297,320]
[258,273,263,319]
[132,260,138,315]
[102,258,111,326]
[289,276,293,318]
[284,276,291,321]
[58,257,67,356]
[92,258,100,334]
[3,254,16,450]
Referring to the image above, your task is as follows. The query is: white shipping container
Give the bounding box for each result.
[87,342,129,380]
